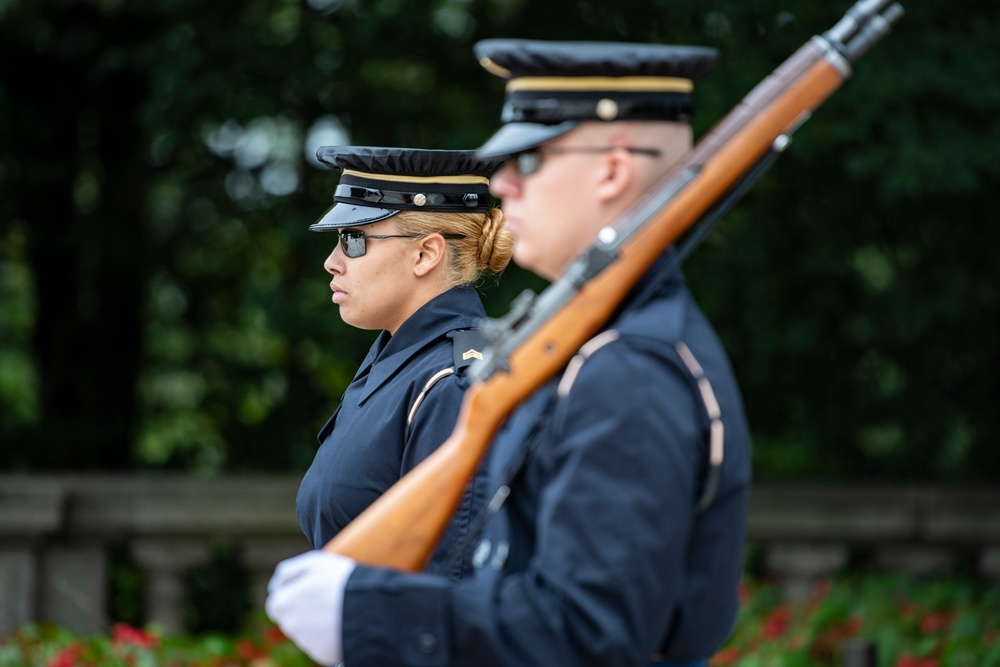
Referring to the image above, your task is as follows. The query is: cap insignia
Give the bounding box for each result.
[595,98,619,120]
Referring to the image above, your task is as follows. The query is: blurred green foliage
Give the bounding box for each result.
[0,0,997,480]
[3,574,997,666]
[0,615,315,666]
[718,574,1000,666]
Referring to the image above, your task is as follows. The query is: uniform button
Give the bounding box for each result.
[472,539,492,569]
[416,632,438,653]
[491,539,509,569]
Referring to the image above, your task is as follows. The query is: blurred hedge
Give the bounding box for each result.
[716,574,1000,666]
[3,574,997,666]
[0,0,997,481]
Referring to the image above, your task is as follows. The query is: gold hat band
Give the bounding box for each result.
[342,170,490,185]
[507,76,693,93]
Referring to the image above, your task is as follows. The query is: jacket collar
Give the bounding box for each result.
[356,285,486,404]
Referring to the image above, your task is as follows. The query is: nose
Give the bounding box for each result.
[323,244,344,275]
[489,161,522,200]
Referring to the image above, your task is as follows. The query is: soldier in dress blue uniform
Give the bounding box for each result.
[295,146,513,578]
[268,42,752,667]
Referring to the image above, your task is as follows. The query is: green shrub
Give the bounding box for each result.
[2,575,997,666]
[716,575,1000,666]
[0,616,316,667]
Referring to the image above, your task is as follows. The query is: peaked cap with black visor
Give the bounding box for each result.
[310,147,506,230]
[473,40,719,158]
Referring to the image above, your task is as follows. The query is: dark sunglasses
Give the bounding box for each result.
[336,229,466,258]
[512,145,663,177]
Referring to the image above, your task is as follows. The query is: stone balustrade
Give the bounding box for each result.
[748,484,1000,599]
[1,475,998,638]
[0,475,310,637]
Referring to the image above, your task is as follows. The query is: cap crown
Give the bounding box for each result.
[476,39,719,81]
[476,39,718,125]
[311,147,505,230]
[474,39,718,156]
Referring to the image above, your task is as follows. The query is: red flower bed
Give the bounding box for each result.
[0,617,316,667]
[710,575,1000,666]
[1,575,997,666]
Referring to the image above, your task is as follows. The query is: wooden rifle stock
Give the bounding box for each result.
[323,0,903,570]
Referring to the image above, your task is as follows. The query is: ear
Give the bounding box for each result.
[593,148,636,204]
[411,233,448,277]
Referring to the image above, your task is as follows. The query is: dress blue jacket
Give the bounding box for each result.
[296,285,490,578]
[339,270,752,666]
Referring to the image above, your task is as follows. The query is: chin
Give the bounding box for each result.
[513,247,542,277]
[341,313,382,332]
[337,309,360,329]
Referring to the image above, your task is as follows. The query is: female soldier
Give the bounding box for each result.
[295,146,512,578]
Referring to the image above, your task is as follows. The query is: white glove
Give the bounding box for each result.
[265,550,357,666]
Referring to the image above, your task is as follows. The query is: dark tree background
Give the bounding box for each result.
[1,0,997,481]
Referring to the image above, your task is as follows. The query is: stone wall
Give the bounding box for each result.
[1,475,998,638]
[0,475,310,637]
[748,484,1000,599]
